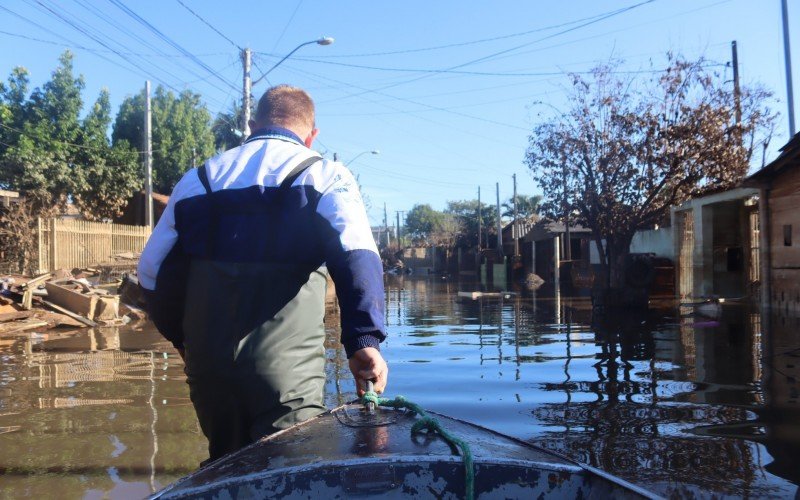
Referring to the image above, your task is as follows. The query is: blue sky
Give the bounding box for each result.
[0,0,798,225]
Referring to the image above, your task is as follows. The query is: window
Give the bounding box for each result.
[784,224,792,247]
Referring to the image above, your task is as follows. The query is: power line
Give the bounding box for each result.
[321,0,657,104]
[253,53,528,131]
[299,2,655,59]
[174,0,240,49]
[270,0,304,53]
[105,0,239,92]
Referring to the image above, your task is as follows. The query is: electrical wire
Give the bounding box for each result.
[27,0,188,94]
[174,0,240,49]
[320,0,657,104]
[105,0,239,93]
[299,1,656,59]
[270,0,304,53]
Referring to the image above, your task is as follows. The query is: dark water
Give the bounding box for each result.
[1,277,799,498]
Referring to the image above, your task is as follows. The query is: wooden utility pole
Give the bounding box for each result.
[396,211,404,247]
[477,186,482,250]
[144,81,153,230]
[383,202,390,247]
[732,41,742,125]
[496,182,502,255]
[562,164,571,261]
[782,0,796,135]
[241,47,252,140]
[513,173,519,256]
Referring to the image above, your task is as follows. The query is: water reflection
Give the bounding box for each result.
[0,277,798,498]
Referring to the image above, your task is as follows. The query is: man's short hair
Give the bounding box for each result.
[254,85,315,131]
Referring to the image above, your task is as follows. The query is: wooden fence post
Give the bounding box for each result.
[49,218,57,272]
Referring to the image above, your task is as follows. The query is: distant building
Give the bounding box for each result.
[746,132,800,314]
[115,191,170,226]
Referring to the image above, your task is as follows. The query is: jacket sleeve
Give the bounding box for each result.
[137,172,196,349]
[315,162,386,358]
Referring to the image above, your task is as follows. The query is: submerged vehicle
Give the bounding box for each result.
[153,398,659,499]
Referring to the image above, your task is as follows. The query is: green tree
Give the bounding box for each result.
[405,204,444,242]
[501,194,542,219]
[526,56,776,288]
[72,89,141,220]
[445,199,498,248]
[212,102,243,151]
[0,52,84,208]
[0,52,142,220]
[113,85,215,193]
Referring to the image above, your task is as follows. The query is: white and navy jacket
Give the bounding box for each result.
[137,127,386,357]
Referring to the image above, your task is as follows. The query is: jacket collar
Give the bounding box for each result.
[245,127,304,146]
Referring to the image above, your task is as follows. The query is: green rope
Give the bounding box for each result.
[362,391,474,500]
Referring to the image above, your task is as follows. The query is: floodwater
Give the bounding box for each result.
[1,277,799,499]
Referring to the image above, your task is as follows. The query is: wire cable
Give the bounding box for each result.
[270,0,304,53]
[174,0,240,49]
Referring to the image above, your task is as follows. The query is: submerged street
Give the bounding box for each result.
[0,276,798,498]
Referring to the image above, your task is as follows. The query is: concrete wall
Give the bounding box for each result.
[630,227,674,258]
[588,227,673,265]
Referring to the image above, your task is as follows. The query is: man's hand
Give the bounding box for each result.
[348,347,388,396]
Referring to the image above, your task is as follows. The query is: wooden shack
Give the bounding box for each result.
[746,132,800,314]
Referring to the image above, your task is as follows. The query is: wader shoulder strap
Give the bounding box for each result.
[196,165,216,256]
[279,155,322,190]
[196,164,212,194]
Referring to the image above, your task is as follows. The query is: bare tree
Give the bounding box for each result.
[525,56,776,288]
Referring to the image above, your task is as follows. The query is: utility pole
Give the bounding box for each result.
[477,186,482,250]
[562,164,571,261]
[383,202,389,247]
[396,211,404,248]
[241,47,252,140]
[512,173,519,257]
[496,182,502,256]
[782,0,796,135]
[732,40,742,125]
[144,81,153,230]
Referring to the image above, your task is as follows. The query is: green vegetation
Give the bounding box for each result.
[0,52,141,219]
[112,85,215,194]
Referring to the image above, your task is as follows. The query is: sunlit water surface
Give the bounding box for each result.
[1,277,798,498]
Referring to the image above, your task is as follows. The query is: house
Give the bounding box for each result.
[521,219,592,285]
[745,132,800,314]
[670,186,760,299]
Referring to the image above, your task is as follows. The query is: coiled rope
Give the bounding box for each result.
[361,391,474,500]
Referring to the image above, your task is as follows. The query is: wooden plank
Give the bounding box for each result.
[0,318,49,335]
[41,299,96,327]
[44,282,97,320]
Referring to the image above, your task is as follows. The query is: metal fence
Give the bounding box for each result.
[37,218,151,273]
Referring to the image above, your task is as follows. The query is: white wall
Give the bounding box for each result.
[589,227,675,264]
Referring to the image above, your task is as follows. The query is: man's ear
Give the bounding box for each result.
[304,128,319,148]
[248,119,257,133]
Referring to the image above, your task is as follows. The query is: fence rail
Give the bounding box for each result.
[37,218,151,273]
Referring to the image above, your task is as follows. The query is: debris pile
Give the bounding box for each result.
[0,269,145,334]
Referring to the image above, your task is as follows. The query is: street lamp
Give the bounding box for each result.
[242,37,334,138]
[344,150,380,166]
[252,37,334,86]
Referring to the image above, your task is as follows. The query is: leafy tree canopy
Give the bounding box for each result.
[0,51,141,219]
[113,85,215,193]
[525,55,776,287]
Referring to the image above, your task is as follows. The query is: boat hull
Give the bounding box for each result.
[154,405,657,499]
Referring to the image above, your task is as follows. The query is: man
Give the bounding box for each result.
[138,85,388,461]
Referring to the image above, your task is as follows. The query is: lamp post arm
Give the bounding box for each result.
[252,41,315,86]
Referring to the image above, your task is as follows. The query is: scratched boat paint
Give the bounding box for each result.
[0,277,798,498]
